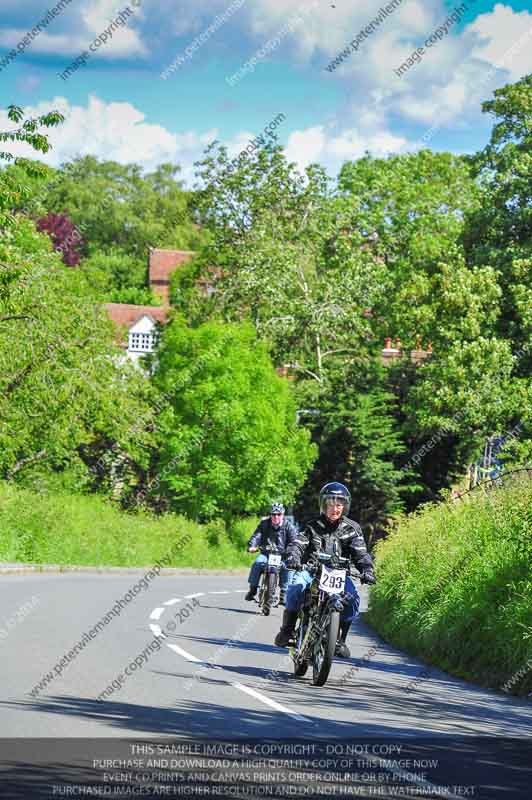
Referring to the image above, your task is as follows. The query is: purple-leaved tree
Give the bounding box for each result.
[36,211,83,266]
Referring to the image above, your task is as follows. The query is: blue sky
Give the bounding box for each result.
[1,0,531,185]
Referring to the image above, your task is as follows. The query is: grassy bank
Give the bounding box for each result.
[0,483,255,569]
[368,478,532,697]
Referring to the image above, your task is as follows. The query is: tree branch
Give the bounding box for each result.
[0,315,36,324]
[321,347,359,358]
[7,449,47,479]
[286,362,323,383]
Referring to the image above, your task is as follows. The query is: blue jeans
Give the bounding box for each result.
[248,555,292,591]
[285,569,360,626]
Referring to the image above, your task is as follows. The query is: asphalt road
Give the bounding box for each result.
[1,572,531,798]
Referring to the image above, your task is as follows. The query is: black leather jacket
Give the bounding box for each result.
[247,517,299,554]
[287,514,374,575]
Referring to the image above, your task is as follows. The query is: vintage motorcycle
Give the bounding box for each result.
[256,544,283,616]
[289,552,354,686]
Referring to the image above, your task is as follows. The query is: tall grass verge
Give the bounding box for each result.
[367,478,532,696]
[0,482,256,569]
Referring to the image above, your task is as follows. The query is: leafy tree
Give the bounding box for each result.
[192,142,517,508]
[10,156,209,297]
[32,156,206,258]
[192,142,391,390]
[465,74,532,371]
[335,149,529,493]
[79,248,147,298]
[336,150,499,351]
[459,75,532,467]
[0,104,64,228]
[107,287,162,306]
[296,359,407,540]
[0,215,154,484]
[0,111,155,489]
[36,211,83,266]
[151,318,316,523]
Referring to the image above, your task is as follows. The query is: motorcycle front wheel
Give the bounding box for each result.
[312,609,339,686]
[257,574,266,612]
[267,572,278,607]
[292,615,309,677]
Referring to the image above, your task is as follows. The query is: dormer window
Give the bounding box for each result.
[128,331,157,353]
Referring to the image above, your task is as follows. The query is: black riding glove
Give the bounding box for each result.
[286,556,301,570]
[360,570,376,585]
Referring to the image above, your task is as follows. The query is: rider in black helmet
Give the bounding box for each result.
[274,482,376,657]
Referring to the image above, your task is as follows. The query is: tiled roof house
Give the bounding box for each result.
[104,248,433,369]
[104,249,195,363]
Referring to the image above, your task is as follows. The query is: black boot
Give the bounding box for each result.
[245,585,258,601]
[279,589,286,606]
[335,621,351,658]
[274,610,298,647]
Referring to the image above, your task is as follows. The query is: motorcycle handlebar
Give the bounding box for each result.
[306,555,358,576]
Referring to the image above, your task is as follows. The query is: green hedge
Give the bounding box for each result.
[368,478,532,696]
[0,482,257,569]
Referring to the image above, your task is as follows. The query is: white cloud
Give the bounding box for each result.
[284,126,326,170]
[0,96,216,178]
[285,124,407,174]
[467,3,532,81]
[0,94,408,187]
[346,3,532,130]
[80,0,147,58]
[2,2,531,184]
[0,27,146,59]
[0,0,146,60]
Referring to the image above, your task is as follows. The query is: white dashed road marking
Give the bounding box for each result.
[148,588,472,795]
[232,682,310,722]
[149,587,314,722]
[167,643,205,664]
[165,637,312,722]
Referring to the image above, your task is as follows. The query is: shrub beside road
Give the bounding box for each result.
[368,479,532,696]
[0,482,254,570]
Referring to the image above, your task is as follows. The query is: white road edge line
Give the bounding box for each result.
[167,643,206,664]
[232,682,310,722]
[150,607,165,620]
[149,623,165,638]
[209,591,231,595]
[184,593,205,599]
[163,598,181,606]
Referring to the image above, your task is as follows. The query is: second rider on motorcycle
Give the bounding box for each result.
[274,482,376,657]
[246,502,299,606]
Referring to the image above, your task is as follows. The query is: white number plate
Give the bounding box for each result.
[268,554,282,567]
[319,567,346,594]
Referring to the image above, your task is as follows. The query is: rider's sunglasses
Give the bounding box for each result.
[270,512,282,516]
